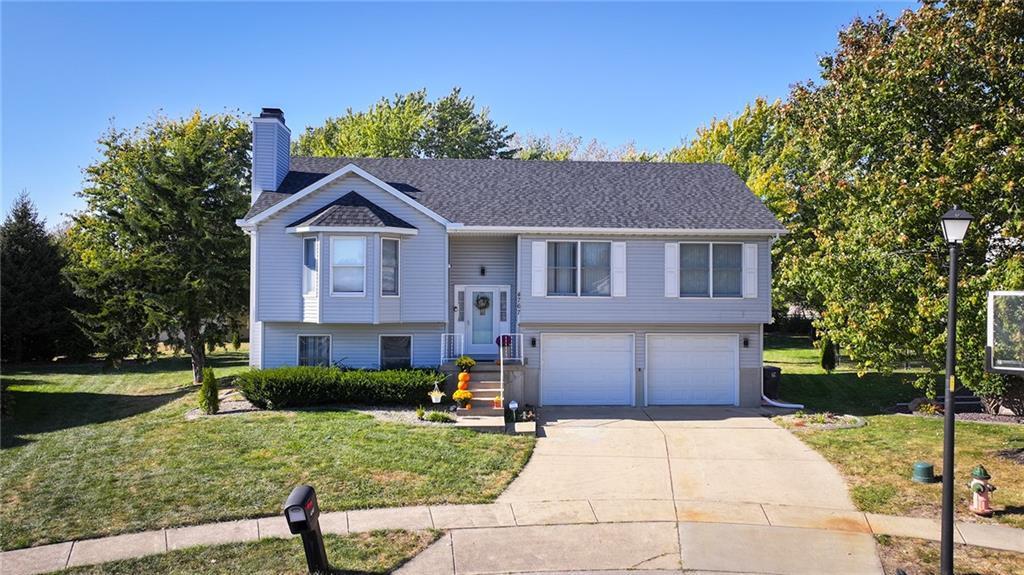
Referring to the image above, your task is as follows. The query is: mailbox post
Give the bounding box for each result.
[283,485,329,574]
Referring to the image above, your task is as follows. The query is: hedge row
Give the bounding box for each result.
[237,366,444,409]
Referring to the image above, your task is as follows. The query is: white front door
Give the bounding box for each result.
[646,334,739,405]
[456,285,510,356]
[541,334,635,405]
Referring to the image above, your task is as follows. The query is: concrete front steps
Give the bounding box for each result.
[454,378,505,432]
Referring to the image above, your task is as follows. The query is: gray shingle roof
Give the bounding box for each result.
[286,191,416,230]
[246,157,784,231]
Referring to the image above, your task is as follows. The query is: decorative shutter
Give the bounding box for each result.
[611,242,627,297]
[531,241,547,296]
[742,243,758,298]
[664,242,679,297]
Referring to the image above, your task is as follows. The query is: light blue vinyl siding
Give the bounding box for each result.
[261,322,446,368]
[518,235,772,325]
[448,235,517,330]
[253,173,447,324]
[252,120,289,193]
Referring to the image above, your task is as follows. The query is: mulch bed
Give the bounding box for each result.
[774,412,865,431]
[997,448,1024,465]
[906,411,1024,425]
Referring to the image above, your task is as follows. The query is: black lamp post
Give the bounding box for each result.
[939,205,973,575]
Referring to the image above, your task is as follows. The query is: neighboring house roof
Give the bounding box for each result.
[286,191,416,230]
[246,157,785,231]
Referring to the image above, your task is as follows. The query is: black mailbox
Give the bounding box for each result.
[284,484,320,534]
[283,485,329,573]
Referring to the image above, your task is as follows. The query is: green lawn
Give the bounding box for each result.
[766,334,1024,529]
[51,530,438,575]
[875,535,1024,575]
[0,351,534,550]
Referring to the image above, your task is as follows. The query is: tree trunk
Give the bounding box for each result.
[190,345,206,384]
[184,328,206,384]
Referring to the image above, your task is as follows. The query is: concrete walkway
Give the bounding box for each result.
[3,407,1022,575]
[4,501,1020,575]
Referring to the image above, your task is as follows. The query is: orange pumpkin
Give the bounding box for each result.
[458,372,470,383]
[458,380,469,391]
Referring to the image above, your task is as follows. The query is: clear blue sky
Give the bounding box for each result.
[2,1,914,225]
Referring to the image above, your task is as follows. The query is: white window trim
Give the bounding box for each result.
[544,240,613,298]
[380,237,400,298]
[302,236,318,297]
[678,241,744,299]
[296,334,332,366]
[378,334,414,369]
[329,235,367,297]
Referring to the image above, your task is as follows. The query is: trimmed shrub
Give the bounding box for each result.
[819,337,837,373]
[237,366,443,410]
[198,367,219,414]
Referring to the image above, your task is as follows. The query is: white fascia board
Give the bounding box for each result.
[286,225,418,235]
[445,225,788,236]
[241,163,451,227]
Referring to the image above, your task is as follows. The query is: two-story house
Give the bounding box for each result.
[237,108,786,408]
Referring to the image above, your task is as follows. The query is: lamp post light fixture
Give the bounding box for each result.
[939,205,973,575]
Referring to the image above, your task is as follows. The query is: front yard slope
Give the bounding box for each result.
[0,351,534,550]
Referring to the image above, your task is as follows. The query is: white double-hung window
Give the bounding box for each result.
[302,237,318,296]
[330,237,366,296]
[546,241,612,297]
[679,243,742,298]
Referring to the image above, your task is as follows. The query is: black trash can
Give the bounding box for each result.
[763,366,782,399]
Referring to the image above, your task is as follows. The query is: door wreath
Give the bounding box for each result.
[474,294,491,315]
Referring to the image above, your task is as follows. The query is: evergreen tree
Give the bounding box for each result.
[0,193,86,362]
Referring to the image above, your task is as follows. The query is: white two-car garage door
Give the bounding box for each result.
[646,334,739,405]
[541,334,634,405]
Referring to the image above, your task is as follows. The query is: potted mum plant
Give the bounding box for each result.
[453,389,473,409]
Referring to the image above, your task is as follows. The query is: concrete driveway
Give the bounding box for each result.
[398,407,882,575]
[499,406,856,510]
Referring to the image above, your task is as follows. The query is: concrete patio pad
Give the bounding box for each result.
[678,522,884,575]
